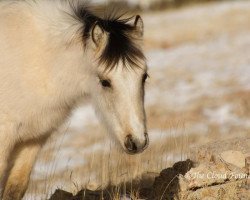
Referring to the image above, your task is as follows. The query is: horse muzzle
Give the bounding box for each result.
[124,133,149,154]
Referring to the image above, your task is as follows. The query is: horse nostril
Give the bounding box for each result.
[124,134,137,152]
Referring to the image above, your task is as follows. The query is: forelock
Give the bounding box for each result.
[73,5,145,71]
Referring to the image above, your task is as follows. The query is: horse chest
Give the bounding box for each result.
[18,104,71,140]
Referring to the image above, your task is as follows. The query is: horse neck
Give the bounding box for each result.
[15,0,93,106]
[27,0,83,46]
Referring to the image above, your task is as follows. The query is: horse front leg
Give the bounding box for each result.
[0,126,16,198]
[2,137,47,200]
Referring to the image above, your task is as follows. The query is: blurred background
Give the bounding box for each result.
[25,0,250,199]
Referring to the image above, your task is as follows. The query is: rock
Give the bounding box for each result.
[178,179,248,200]
[73,189,105,200]
[150,159,193,199]
[245,156,250,173]
[49,189,73,200]
[178,175,189,192]
[140,172,159,188]
[189,137,250,166]
[220,150,245,169]
[48,189,108,200]
[184,163,229,189]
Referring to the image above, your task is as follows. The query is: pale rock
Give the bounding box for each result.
[189,137,250,166]
[184,163,229,189]
[245,156,250,173]
[220,150,245,169]
[178,175,189,192]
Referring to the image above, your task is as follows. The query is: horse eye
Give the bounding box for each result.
[142,73,148,83]
[100,79,111,88]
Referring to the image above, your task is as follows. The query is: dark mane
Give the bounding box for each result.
[73,5,145,70]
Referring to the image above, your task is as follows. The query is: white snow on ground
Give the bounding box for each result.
[203,104,250,133]
[146,32,250,109]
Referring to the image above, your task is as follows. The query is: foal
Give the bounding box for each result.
[0,0,148,199]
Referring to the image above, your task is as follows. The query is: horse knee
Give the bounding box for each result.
[2,141,43,200]
[0,148,13,196]
[2,181,27,200]
[2,171,30,200]
[2,161,33,200]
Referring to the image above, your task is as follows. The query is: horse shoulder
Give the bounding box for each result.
[0,4,71,140]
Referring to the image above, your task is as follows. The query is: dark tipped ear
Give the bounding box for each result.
[91,22,106,48]
[134,15,144,37]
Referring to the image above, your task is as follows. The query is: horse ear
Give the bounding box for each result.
[91,22,106,49]
[134,15,144,37]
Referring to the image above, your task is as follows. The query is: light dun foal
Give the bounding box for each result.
[0,0,149,199]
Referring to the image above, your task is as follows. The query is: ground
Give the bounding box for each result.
[24,1,250,199]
